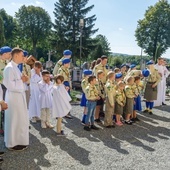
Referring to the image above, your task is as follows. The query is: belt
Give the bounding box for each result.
[147,81,156,84]
[87,100,97,102]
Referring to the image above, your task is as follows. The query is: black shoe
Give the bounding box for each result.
[131,118,135,123]
[134,117,140,121]
[84,126,91,131]
[8,145,28,151]
[106,125,112,128]
[95,119,102,123]
[0,152,4,156]
[91,125,99,130]
[162,102,166,105]
[110,125,115,128]
[149,111,153,115]
[0,157,3,164]
[56,130,65,136]
[125,120,132,125]
[143,109,148,113]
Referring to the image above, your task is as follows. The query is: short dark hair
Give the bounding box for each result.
[11,47,23,57]
[54,74,64,83]
[101,55,108,60]
[42,70,50,76]
[34,61,42,68]
[88,75,96,83]
[134,76,140,82]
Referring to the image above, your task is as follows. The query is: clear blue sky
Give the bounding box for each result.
[1,0,170,58]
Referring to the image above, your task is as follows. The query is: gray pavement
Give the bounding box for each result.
[0,102,170,170]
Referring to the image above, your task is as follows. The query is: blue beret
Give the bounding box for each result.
[142,69,150,77]
[23,51,28,57]
[130,64,136,69]
[120,64,126,68]
[63,50,72,56]
[146,61,154,65]
[83,69,92,75]
[62,58,71,65]
[115,73,123,79]
[0,46,12,54]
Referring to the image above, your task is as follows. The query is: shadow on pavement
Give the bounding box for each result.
[33,122,92,166]
[1,133,51,170]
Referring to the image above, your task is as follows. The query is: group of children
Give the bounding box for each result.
[80,66,148,131]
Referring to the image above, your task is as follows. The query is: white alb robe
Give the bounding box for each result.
[154,64,164,106]
[162,66,169,103]
[3,61,29,148]
[0,85,3,111]
[38,80,53,109]
[52,84,72,118]
[29,69,42,118]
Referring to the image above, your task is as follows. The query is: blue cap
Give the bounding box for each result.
[142,69,150,77]
[23,51,28,57]
[62,58,71,65]
[115,73,123,79]
[63,50,72,56]
[120,64,126,68]
[130,64,136,69]
[146,61,154,65]
[0,46,12,54]
[83,69,92,75]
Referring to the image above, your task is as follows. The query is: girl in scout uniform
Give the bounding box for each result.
[143,61,161,115]
[104,71,116,128]
[124,76,136,125]
[84,76,100,131]
[80,70,92,124]
[115,81,126,126]
[95,70,105,123]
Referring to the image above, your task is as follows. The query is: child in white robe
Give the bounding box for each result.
[52,74,72,136]
[29,61,42,122]
[39,70,53,128]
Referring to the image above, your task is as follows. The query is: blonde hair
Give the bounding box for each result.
[107,71,115,80]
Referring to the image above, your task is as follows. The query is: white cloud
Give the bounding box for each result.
[35,1,44,6]
[118,27,123,31]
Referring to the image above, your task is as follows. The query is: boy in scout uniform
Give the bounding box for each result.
[104,71,116,128]
[93,55,109,84]
[95,70,105,123]
[53,50,72,75]
[124,76,136,125]
[115,81,126,126]
[84,76,100,131]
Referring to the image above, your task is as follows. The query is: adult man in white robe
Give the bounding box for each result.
[3,48,29,151]
[154,57,164,106]
[162,60,169,104]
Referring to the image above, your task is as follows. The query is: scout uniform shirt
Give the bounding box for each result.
[53,57,64,75]
[0,59,7,84]
[23,63,31,84]
[125,84,136,99]
[58,66,71,86]
[146,69,161,86]
[93,63,109,84]
[95,78,105,99]
[81,77,89,93]
[105,79,116,106]
[115,89,126,106]
[85,84,99,101]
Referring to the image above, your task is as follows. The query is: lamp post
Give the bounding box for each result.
[79,19,84,68]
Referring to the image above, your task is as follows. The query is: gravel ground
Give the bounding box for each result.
[0,101,170,170]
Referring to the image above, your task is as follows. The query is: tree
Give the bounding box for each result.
[52,0,98,63]
[135,0,170,58]
[15,5,52,56]
[0,16,5,46]
[0,9,17,46]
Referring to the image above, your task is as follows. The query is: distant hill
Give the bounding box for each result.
[110,52,132,57]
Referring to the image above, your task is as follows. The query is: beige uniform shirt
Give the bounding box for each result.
[147,69,161,86]
[93,63,109,84]
[81,78,88,93]
[58,66,70,82]
[95,79,105,99]
[105,79,116,106]
[125,84,136,99]
[115,89,126,106]
[85,84,99,101]
[53,57,64,75]
[0,59,7,84]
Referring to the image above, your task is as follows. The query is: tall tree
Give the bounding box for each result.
[0,16,5,46]
[135,0,170,58]
[15,5,52,56]
[0,9,17,46]
[52,0,98,63]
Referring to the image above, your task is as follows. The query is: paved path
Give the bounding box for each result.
[0,102,170,170]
